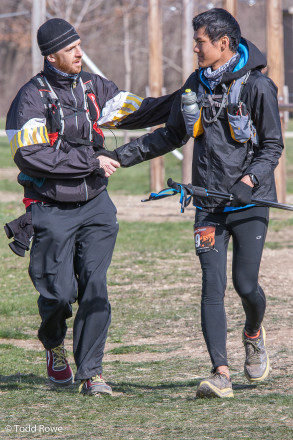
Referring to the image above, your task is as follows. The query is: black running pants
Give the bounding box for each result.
[195,206,269,370]
[29,190,119,380]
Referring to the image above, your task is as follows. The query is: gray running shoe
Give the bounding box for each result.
[79,374,112,396]
[243,326,270,382]
[196,372,234,398]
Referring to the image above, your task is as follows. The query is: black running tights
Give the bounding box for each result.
[195,206,269,370]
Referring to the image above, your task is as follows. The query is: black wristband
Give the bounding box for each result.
[249,174,258,187]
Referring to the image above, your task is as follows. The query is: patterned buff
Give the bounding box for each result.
[45,59,79,81]
[203,52,240,91]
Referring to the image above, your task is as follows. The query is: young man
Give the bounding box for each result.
[6,18,176,395]
[110,8,283,398]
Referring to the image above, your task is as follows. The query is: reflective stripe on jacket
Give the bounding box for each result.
[6,63,176,203]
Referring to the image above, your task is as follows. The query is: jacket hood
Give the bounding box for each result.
[221,38,267,83]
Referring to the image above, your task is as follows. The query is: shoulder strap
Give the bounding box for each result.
[80,72,105,149]
[228,71,251,104]
[31,73,64,149]
[31,73,55,108]
[80,70,92,84]
[32,72,104,151]
[197,82,205,101]
[81,72,101,120]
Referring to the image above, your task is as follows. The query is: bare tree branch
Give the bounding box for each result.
[74,0,93,29]
[65,0,74,22]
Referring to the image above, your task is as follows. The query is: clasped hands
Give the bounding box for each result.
[95,150,120,178]
[98,155,120,178]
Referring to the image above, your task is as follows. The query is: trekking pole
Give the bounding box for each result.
[167,178,293,212]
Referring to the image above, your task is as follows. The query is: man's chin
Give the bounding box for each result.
[67,62,82,75]
[72,65,82,74]
[198,61,207,68]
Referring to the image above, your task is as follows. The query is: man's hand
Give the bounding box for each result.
[97,155,120,178]
[240,175,254,188]
[230,178,253,206]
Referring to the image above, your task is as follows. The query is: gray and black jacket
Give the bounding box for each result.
[115,38,284,212]
[6,62,177,203]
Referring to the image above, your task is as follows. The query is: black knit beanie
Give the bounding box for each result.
[37,18,80,56]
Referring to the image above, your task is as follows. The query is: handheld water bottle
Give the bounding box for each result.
[181,89,199,113]
[181,89,200,137]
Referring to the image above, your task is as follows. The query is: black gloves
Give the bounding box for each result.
[4,212,34,257]
[230,181,253,207]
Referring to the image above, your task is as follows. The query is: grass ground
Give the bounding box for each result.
[0,121,293,439]
[1,207,293,439]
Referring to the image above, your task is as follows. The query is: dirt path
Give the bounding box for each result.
[3,166,293,225]
[0,166,195,222]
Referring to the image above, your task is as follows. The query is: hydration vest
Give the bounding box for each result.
[31,71,105,151]
[185,71,258,145]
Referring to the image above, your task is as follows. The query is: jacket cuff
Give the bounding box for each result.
[95,149,120,162]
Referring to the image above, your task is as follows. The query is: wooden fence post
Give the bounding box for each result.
[267,0,286,203]
[148,0,165,192]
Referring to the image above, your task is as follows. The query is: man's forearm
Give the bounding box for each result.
[113,127,189,168]
[14,144,100,179]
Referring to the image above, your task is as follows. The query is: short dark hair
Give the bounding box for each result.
[192,8,241,52]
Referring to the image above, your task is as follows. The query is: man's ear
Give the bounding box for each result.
[221,35,230,51]
[47,54,56,63]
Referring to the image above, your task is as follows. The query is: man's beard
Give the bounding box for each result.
[58,59,82,74]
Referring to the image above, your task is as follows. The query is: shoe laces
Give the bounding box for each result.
[244,339,261,364]
[213,371,230,382]
[51,345,67,368]
[91,374,105,384]
[78,374,104,393]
